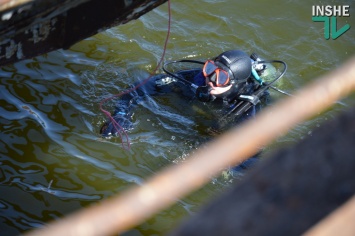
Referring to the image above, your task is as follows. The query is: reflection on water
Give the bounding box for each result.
[0,0,354,235]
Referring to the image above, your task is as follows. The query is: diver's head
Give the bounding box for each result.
[203,50,252,99]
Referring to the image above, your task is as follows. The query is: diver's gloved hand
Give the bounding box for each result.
[100,112,133,137]
[196,86,214,102]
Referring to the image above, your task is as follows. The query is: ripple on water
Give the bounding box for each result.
[0,0,354,235]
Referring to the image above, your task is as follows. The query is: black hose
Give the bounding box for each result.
[162,60,204,89]
[257,60,288,86]
[270,86,293,96]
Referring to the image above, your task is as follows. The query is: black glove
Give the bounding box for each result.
[196,86,213,102]
[100,112,133,137]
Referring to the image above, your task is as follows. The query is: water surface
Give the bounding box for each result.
[0,0,354,235]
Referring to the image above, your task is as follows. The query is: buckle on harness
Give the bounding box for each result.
[155,76,176,87]
[238,94,260,105]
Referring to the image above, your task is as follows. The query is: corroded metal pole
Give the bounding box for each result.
[24,56,355,236]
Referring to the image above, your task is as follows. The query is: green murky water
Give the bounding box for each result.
[0,0,354,235]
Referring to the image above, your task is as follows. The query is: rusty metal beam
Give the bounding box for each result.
[0,0,167,67]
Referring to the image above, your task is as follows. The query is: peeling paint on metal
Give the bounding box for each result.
[26,17,58,44]
[0,39,24,60]
[5,40,17,59]
[16,42,23,59]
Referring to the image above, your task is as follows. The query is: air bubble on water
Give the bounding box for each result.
[171,136,175,141]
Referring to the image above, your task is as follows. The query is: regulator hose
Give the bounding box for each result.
[162,59,204,90]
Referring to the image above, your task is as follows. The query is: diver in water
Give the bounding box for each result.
[100,50,269,135]
[100,49,287,171]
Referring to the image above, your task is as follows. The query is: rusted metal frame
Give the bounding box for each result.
[23,56,355,236]
[0,0,89,37]
[0,0,168,66]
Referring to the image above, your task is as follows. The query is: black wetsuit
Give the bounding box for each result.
[100,68,269,172]
[100,68,268,133]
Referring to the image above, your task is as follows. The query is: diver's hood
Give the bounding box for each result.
[214,50,252,84]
